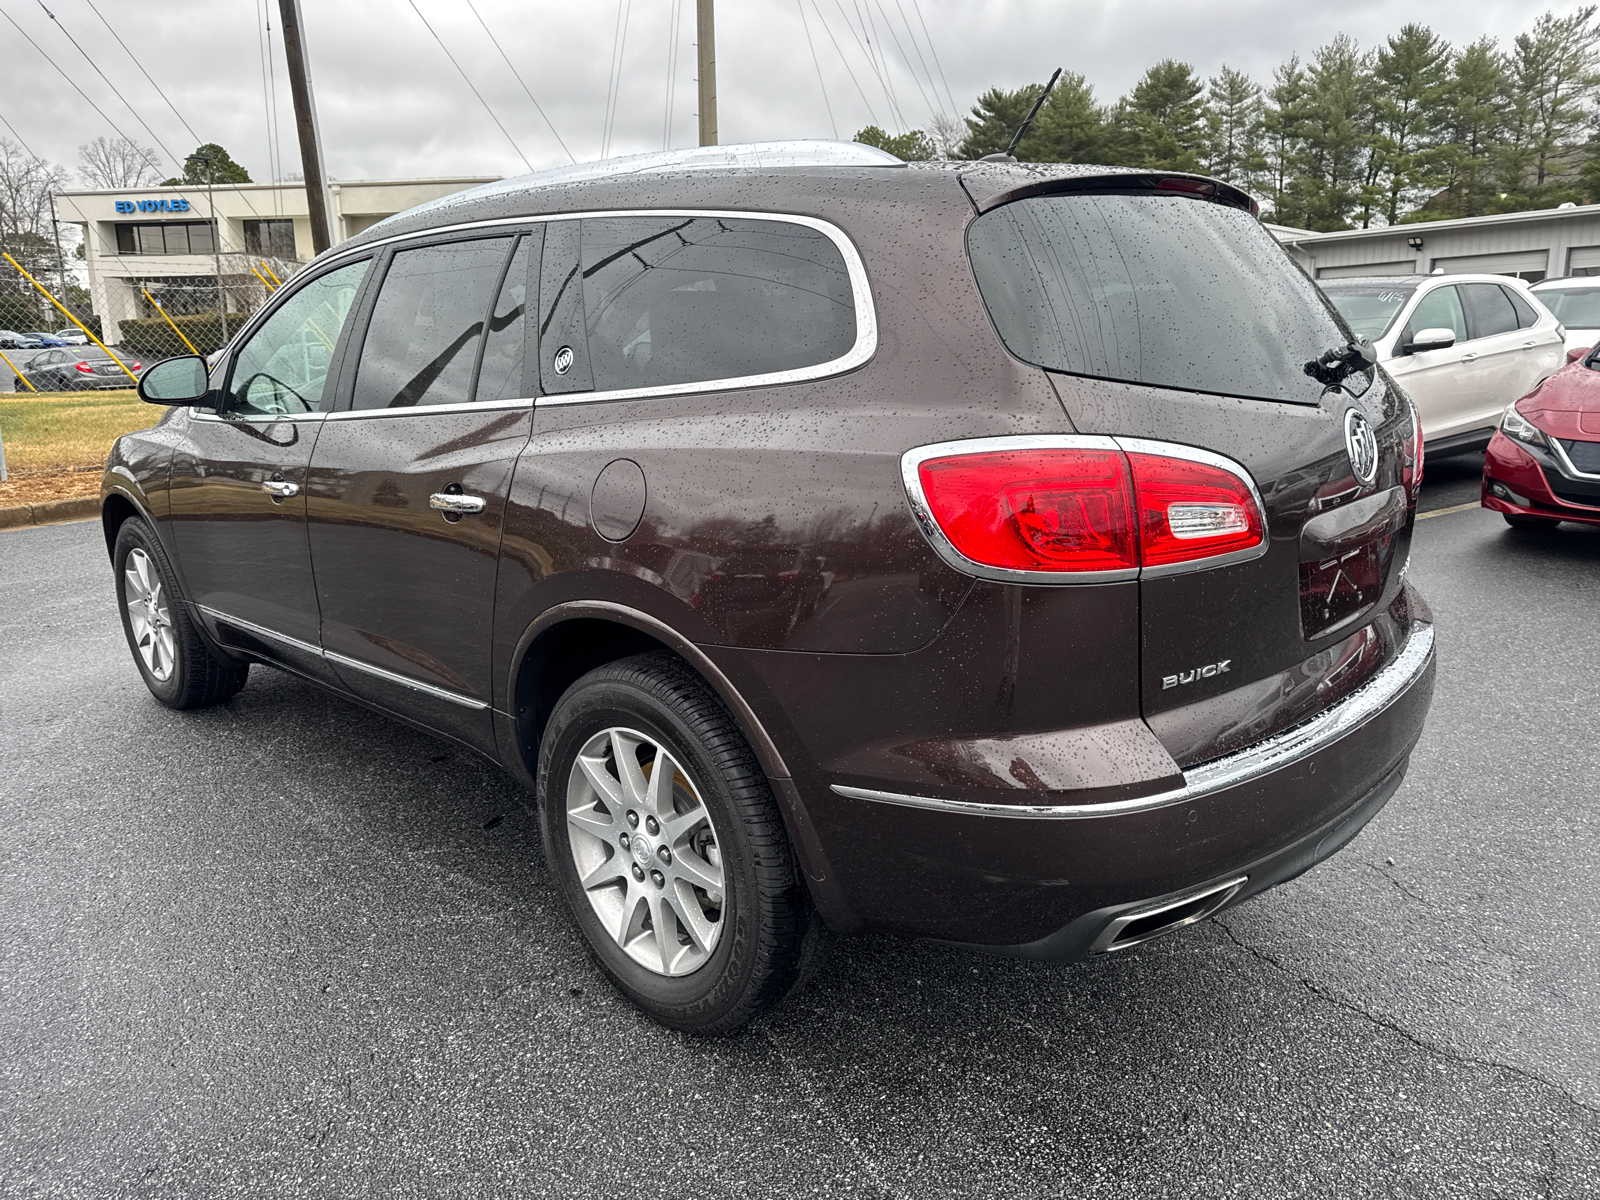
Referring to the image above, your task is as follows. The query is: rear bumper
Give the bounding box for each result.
[798,617,1435,947]
[1482,430,1600,526]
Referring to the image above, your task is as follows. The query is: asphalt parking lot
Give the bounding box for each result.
[2,452,1597,1198]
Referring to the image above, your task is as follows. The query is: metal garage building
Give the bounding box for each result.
[1274,204,1600,284]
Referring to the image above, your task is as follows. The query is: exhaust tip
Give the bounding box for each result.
[1089,875,1248,955]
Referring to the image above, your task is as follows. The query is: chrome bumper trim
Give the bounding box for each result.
[831,622,1434,821]
[198,606,489,710]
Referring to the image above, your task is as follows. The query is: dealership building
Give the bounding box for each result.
[54,176,494,342]
[1274,202,1600,284]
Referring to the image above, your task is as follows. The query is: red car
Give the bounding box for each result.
[1483,345,1600,528]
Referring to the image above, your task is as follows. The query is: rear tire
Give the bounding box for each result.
[538,651,818,1035]
[1504,513,1559,531]
[113,518,248,709]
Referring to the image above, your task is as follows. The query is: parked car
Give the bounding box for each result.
[1529,276,1600,353]
[1482,342,1600,529]
[53,328,89,346]
[19,347,141,391]
[25,331,66,347]
[103,144,1436,1034]
[0,330,43,349]
[1320,273,1565,453]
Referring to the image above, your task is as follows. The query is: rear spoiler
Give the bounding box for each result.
[958,164,1259,218]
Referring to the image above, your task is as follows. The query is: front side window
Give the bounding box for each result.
[967,192,1356,404]
[1461,283,1518,339]
[351,238,511,410]
[224,258,370,417]
[579,216,856,393]
[1401,285,1467,348]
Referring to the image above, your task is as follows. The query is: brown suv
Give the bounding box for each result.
[105,142,1436,1034]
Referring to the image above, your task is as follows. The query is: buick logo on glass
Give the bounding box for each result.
[1345,409,1379,486]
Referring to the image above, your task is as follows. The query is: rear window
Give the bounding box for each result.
[967,193,1358,404]
[1535,287,1600,328]
[580,216,855,393]
[1321,284,1418,340]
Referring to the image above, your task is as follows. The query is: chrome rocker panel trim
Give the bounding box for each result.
[197,606,489,710]
[831,621,1434,820]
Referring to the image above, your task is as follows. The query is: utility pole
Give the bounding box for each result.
[278,0,336,254]
[207,155,228,342]
[696,0,717,146]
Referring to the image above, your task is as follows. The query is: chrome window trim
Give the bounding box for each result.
[830,621,1434,820]
[899,434,1269,587]
[199,606,489,710]
[190,410,326,424]
[326,396,537,421]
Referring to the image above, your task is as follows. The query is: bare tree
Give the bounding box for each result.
[0,139,70,315]
[77,136,162,190]
[927,111,966,159]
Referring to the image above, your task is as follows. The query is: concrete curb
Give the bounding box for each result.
[0,496,100,531]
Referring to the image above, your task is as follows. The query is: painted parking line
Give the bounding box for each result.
[1416,501,1483,520]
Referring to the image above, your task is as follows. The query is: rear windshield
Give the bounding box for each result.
[967,193,1357,404]
[1535,287,1600,328]
[1321,284,1418,340]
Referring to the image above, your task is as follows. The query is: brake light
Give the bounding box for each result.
[906,438,1265,578]
[1401,402,1424,502]
[74,361,92,373]
[131,361,142,371]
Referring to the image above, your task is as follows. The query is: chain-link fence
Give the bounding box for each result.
[1,238,301,394]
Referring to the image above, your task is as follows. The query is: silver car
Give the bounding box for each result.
[1321,273,1565,452]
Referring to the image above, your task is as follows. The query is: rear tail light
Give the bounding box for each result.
[904,436,1266,581]
[1401,401,1424,503]
[74,361,92,373]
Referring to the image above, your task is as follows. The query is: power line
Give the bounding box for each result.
[262,0,286,212]
[796,0,838,140]
[78,0,202,146]
[906,0,958,119]
[405,0,533,172]
[859,0,902,129]
[833,0,903,132]
[0,107,40,159]
[809,1,880,131]
[663,0,684,150]
[886,0,946,124]
[601,0,635,158]
[255,0,279,186]
[463,0,575,164]
[870,0,939,127]
[0,5,145,152]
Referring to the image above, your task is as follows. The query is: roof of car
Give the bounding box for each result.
[1531,276,1600,290]
[335,140,1259,256]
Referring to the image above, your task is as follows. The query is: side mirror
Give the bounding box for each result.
[1566,345,1592,364]
[137,355,210,406]
[1407,327,1457,353]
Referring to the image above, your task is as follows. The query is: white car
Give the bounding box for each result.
[1320,273,1566,451]
[53,329,89,346]
[1529,276,1600,353]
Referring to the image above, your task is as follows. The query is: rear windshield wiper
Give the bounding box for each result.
[1304,339,1377,388]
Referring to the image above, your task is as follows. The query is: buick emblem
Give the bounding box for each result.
[553,345,575,375]
[1344,409,1378,487]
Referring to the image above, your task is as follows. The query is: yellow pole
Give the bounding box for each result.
[2,253,137,382]
[259,261,282,287]
[248,264,276,293]
[0,346,37,391]
[140,288,201,356]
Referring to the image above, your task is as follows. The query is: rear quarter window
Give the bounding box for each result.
[579,215,857,393]
[967,192,1356,404]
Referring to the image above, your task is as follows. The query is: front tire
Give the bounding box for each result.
[538,652,819,1034]
[113,518,248,708]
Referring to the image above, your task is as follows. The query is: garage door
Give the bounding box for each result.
[1316,260,1417,280]
[1568,246,1600,276]
[1431,250,1549,281]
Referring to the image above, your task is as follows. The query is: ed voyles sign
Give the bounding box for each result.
[114,199,193,214]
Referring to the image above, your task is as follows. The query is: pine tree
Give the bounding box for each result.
[1262,57,1310,225]
[162,143,252,187]
[1204,65,1268,191]
[1498,7,1600,206]
[957,86,1044,160]
[853,126,936,161]
[1371,25,1453,225]
[1025,72,1110,164]
[1126,60,1208,171]
[1292,36,1375,231]
[1424,38,1510,218]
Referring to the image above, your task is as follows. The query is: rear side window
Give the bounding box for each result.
[1401,285,1467,348]
[967,193,1355,404]
[1461,283,1519,339]
[351,237,511,410]
[1503,286,1540,329]
[579,216,856,393]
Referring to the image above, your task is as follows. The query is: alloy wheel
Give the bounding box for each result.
[123,547,176,682]
[565,726,726,976]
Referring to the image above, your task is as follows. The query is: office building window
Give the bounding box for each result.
[113,222,216,256]
[243,219,297,260]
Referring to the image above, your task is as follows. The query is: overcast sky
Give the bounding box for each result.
[0,0,1587,187]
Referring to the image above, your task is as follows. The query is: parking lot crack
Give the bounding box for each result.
[1367,860,1428,904]
[1212,917,1600,1120]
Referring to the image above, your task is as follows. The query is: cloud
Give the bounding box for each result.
[0,0,1587,186]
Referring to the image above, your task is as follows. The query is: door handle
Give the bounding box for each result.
[1460,353,1478,363]
[429,492,487,515]
[261,478,299,499]
[1522,340,1537,350]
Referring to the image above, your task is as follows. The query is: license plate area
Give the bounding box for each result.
[1299,532,1395,640]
